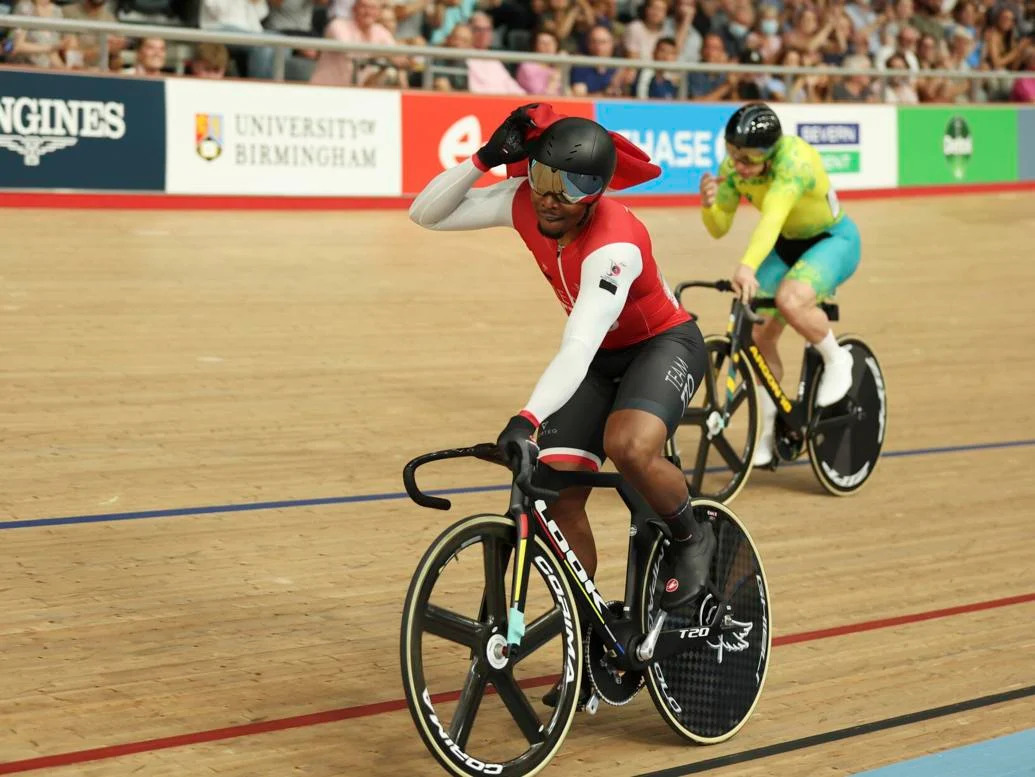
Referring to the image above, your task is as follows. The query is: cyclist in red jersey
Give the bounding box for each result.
[410,107,714,683]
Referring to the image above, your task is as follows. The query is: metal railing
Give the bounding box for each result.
[1,13,1026,99]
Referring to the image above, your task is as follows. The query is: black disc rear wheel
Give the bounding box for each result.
[808,336,888,495]
[638,500,772,743]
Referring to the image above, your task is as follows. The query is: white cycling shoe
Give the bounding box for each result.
[753,432,775,467]
[753,389,778,467]
[816,346,854,407]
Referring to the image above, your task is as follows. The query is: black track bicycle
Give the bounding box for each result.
[665,280,888,503]
[400,443,771,777]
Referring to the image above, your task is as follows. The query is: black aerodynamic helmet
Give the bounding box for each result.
[527,117,617,204]
[724,102,782,157]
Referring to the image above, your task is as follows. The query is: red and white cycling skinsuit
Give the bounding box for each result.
[409,158,689,428]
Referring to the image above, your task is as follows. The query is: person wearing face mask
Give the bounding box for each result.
[757,4,784,62]
[720,0,756,59]
[63,0,126,69]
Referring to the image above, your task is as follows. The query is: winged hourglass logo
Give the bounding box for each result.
[0,135,77,166]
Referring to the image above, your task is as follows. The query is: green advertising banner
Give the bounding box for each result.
[898,107,1018,185]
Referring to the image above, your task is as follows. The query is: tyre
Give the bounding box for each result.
[808,336,888,495]
[400,514,582,777]
[638,500,772,743]
[667,335,758,504]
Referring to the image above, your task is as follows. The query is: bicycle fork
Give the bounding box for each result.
[505,508,534,655]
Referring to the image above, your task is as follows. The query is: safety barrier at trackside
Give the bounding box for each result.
[0,69,1033,205]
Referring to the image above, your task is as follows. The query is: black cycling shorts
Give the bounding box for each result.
[537,320,707,471]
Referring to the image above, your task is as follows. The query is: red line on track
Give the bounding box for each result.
[1,593,1032,774]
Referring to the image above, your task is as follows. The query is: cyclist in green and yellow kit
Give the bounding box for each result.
[700,102,861,466]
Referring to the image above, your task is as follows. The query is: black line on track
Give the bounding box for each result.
[634,684,1035,776]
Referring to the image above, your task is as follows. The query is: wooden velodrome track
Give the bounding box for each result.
[1,190,1033,777]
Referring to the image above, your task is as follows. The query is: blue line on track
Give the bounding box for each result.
[850,728,1035,777]
[3,438,1033,531]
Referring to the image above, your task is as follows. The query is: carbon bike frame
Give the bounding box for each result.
[675,280,841,443]
[402,445,725,672]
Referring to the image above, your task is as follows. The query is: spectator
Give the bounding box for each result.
[265,0,322,81]
[983,5,1030,70]
[877,22,921,70]
[782,48,809,101]
[466,10,526,93]
[1010,48,1035,101]
[673,0,703,63]
[687,31,735,98]
[578,0,625,47]
[432,22,472,90]
[427,0,477,45]
[9,0,75,68]
[732,45,763,98]
[983,5,1030,98]
[951,1,983,67]
[881,0,915,41]
[327,0,355,24]
[516,28,566,94]
[845,0,881,53]
[469,10,498,49]
[570,24,632,95]
[624,0,675,60]
[699,0,729,36]
[820,6,853,65]
[882,50,919,101]
[785,48,832,101]
[915,31,947,100]
[265,0,315,34]
[201,0,277,78]
[942,26,979,102]
[718,0,756,60]
[310,0,401,86]
[783,5,838,54]
[910,0,945,42]
[756,2,783,62]
[130,36,167,76]
[539,0,581,50]
[392,0,428,44]
[832,52,878,100]
[378,4,423,84]
[635,35,681,97]
[64,0,126,70]
[190,42,230,77]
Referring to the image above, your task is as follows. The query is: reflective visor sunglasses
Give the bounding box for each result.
[528,159,606,204]
[726,144,773,165]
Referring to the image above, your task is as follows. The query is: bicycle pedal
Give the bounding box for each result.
[582,692,600,715]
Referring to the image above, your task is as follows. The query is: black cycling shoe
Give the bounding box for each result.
[660,520,716,610]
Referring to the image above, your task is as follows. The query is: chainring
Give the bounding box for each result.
[584,601,645,707]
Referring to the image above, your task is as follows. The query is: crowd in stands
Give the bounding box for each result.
[2,0,1034,101]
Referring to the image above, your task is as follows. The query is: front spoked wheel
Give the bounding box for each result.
[666,335,758,504]
[638,500,772,743]
[808,336,888,495]
[400,514,583,777]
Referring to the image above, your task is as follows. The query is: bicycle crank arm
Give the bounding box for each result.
[810,412,855,435]
[634,612,667,663]
[647,626,717,664]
